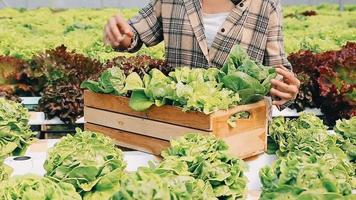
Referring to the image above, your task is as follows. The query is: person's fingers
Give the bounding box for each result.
[271,79,290,92]
[275,65,288,71]
[105,25,119,47]
[276,68,300,87]
[273,99,288,106]
[108,16,123,42]
[115,15,134,38]
[271,79,299,95]
[270,88,293,100]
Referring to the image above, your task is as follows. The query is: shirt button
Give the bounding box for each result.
[239,3,244,7]
[221,28,225,33]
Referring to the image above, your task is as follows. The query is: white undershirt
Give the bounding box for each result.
[202,12,230,48]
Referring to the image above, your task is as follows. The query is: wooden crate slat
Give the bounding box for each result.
[222,128,266,159]
[85,123,169,155]
[84,91,212,130]
[84,107,211,141]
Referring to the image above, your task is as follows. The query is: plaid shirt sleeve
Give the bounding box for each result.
[263,0,292,70]
[126,0,164,53]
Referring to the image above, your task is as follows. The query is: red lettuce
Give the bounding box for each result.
[0,56,34,98]
[106,55,171,77]
[288,42,356,125]
[31,45,105,124]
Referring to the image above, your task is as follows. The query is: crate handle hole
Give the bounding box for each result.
[227,111,251,128]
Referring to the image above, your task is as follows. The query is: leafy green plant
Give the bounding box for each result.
[0,56,34,99]
[334,117,356,162]
[0,175,81,200]
[222,45,276,104]
[259,150,355,199]
[44,129,126,197]
[112,165,216,200]
[267,113,336,157]
[81,67,126,95]
[288,42,356,126]
[161,134,247,199]
[263,114,356,199]
[0,98,36,161]
[31,45,105,123]
[105,55,171,77]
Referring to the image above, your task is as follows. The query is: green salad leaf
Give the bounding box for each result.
[81,67,126,95]
[161,133,248,199]
[268,113,336,156]
[0,98,36,160]
[0,175,81,200]
[129,89,154,112]
[334,117,356,162]
[123,72,144,91]
[128,67,241,114]
[44,129,126,198]
[221,45,277,104]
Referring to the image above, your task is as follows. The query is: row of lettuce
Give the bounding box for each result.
[0,94,355,199]
[0,5,355,61]
[1,41,355,125]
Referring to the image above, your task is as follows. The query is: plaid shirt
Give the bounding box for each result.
[126,0,291,69]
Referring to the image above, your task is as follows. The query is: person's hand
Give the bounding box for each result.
[104,14,134,49]
[270,65,300,106]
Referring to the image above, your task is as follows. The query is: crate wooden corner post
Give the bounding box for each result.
[210,100,268,159]
[84,90,268,159]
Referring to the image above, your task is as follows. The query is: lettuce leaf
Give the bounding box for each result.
[44,129,126,196]
[259,151,355,199]
[0,98,36,161]
[221,45,276,104]
[161,134,248,199]
[0,175,81,200]
[81,67,126,95]
[334,117,356,162]
[268,113,335,157]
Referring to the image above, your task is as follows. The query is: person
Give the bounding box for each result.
[103,0,300,109]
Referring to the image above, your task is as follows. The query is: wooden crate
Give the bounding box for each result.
[84,90,269,159]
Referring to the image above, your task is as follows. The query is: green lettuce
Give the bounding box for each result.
[112,165,216,200]
[44,129,126,198]
[0,175,81,200]
[0,98,36,160]
[268,113,336,156]
[161,134,248,199]
[81,67,126,95]
[129,67,240,114]
[221,45,277,104]
[334,117,356,162]
[259,150,355,199]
